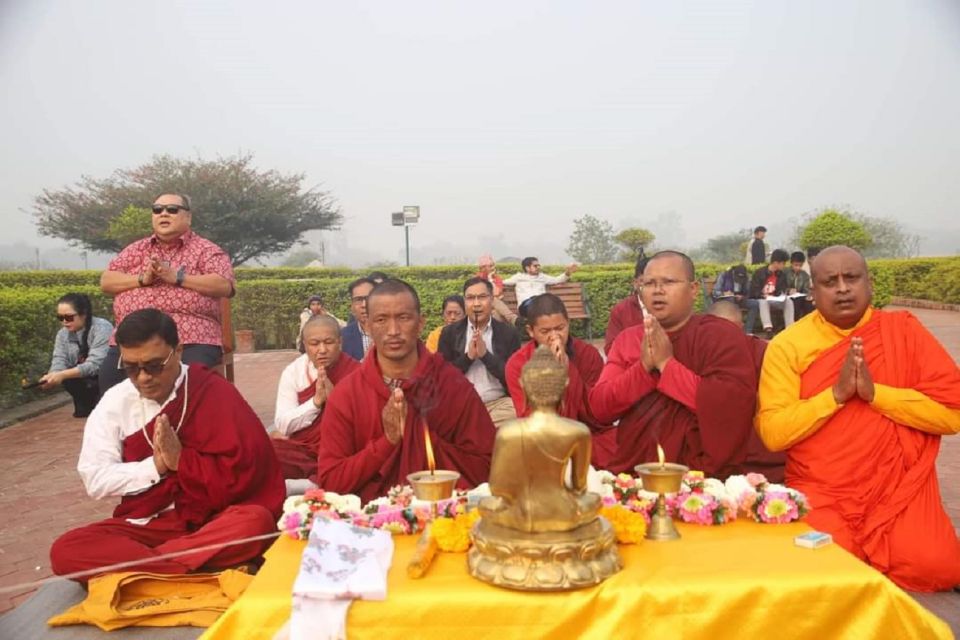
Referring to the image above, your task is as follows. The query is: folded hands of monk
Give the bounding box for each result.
[153,413,183,473]
[642,316,673,373]
[833,337,875,405]
[382,388,407,445]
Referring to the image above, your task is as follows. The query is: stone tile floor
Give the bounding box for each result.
[0,306,957,630]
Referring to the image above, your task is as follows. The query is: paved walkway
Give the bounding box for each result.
[0,306,957,624]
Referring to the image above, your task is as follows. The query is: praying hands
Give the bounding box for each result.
[312,366,335,409]
[382,388,407,445]
[641,316,673,373]
[832,337,875,405]
[152,413,182,473]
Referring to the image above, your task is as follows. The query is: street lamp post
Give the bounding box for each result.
[391,206,420,267]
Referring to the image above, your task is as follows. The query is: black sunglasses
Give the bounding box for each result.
[117,349,175,378]
[151,204,189,215]
[56,313,76,322]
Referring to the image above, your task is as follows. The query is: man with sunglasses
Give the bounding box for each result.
[98,193,235,392]
[589,251,758,477]
[50,309,284,582]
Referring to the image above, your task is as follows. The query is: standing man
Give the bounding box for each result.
[439,277,522,427]
[341,277,376,361]
[503,257,579,316]
[589,251,758,477]
[476,254,518,325]
[99,193,234,391]
[756,246,960,591]
[50,310,283,581]
[746,226,767,265]
[604,255,648,355]
[316,279,495,502]
[744,248,795,337]
[297,294,346,352]
[505,294,616,468]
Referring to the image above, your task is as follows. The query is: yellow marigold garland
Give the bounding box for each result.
[433,510,481,552]
[601,505,647,544]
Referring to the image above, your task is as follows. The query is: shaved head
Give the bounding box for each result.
[810,245,872,329]
[706,300,744,329]
[810,246,868,280]
[302,313,341,337]
[645,250,695,281]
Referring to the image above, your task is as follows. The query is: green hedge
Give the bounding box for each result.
[1,257,956,410]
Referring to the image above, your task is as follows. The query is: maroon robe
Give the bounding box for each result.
[272,354,360,482]
[50,365,284,580]
[114,364,284,527]
[317,343,496,502]
[604,294,644,355]
[505,338,616,468]
[590,315,757,477]
[741,335,786,482]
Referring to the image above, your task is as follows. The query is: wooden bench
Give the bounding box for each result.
[501,282,593,339]
[215,297,236,383]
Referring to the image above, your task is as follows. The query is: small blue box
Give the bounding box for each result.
[794,531,833,549]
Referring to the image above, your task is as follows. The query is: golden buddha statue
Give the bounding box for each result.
[468,347,621,591]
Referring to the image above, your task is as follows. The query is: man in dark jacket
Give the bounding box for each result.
[438,277,522,427]
[341,277,376,361]
[747,226,767,265]
[744,249,794,337]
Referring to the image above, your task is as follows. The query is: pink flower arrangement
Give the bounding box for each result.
[750,485,809,524]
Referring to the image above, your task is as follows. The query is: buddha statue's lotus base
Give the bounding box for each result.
[467,517,622,591]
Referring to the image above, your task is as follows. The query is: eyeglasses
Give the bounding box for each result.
[640,278,691,290]
[351,296,368,304]
[465,293,491,303]
[117,349,175,378]
[151,204,189,215]
[56,314,76,322]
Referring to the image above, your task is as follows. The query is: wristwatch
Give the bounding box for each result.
[175,266,186,287]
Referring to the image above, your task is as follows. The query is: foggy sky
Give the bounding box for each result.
[2,0,959,267]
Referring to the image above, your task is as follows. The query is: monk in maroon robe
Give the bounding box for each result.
[271,315,359,482]
[590,252,757,477]
[50,309,284,581]
[505,293,616,468]
[707,299,786,481]
[603,255,647,355]
[317,279,496,502]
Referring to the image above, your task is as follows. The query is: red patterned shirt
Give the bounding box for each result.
[107,231,235,346]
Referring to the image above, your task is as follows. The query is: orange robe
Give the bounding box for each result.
[757,308,960,591]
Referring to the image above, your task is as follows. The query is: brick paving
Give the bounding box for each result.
[0,306,957,622]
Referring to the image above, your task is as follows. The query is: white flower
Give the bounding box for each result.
[466,483,491,498]
[324,492,361,513]
[703,479,729,500]
[587,467,615,497]
[282,495,304,513]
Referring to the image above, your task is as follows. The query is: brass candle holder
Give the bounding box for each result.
[407,470,460,502]
[635,462,689,541]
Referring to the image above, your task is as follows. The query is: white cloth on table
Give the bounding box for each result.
[284,517,394,640]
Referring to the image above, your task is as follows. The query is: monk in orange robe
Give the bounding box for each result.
[757,246,960,592]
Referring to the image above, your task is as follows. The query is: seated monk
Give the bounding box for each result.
[50,309,284,581]
[316,279,496,502]
[271,315,359,482]
[589,251,757,477]
[481,346,600,532]
[756,246,960,592]
[504,293,616,469]
[706,299,786,482]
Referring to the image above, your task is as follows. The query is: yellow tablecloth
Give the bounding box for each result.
[201,521,952,640]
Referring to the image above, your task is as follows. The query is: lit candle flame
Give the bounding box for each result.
[424,422,436,475]
[657,444,665,468]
